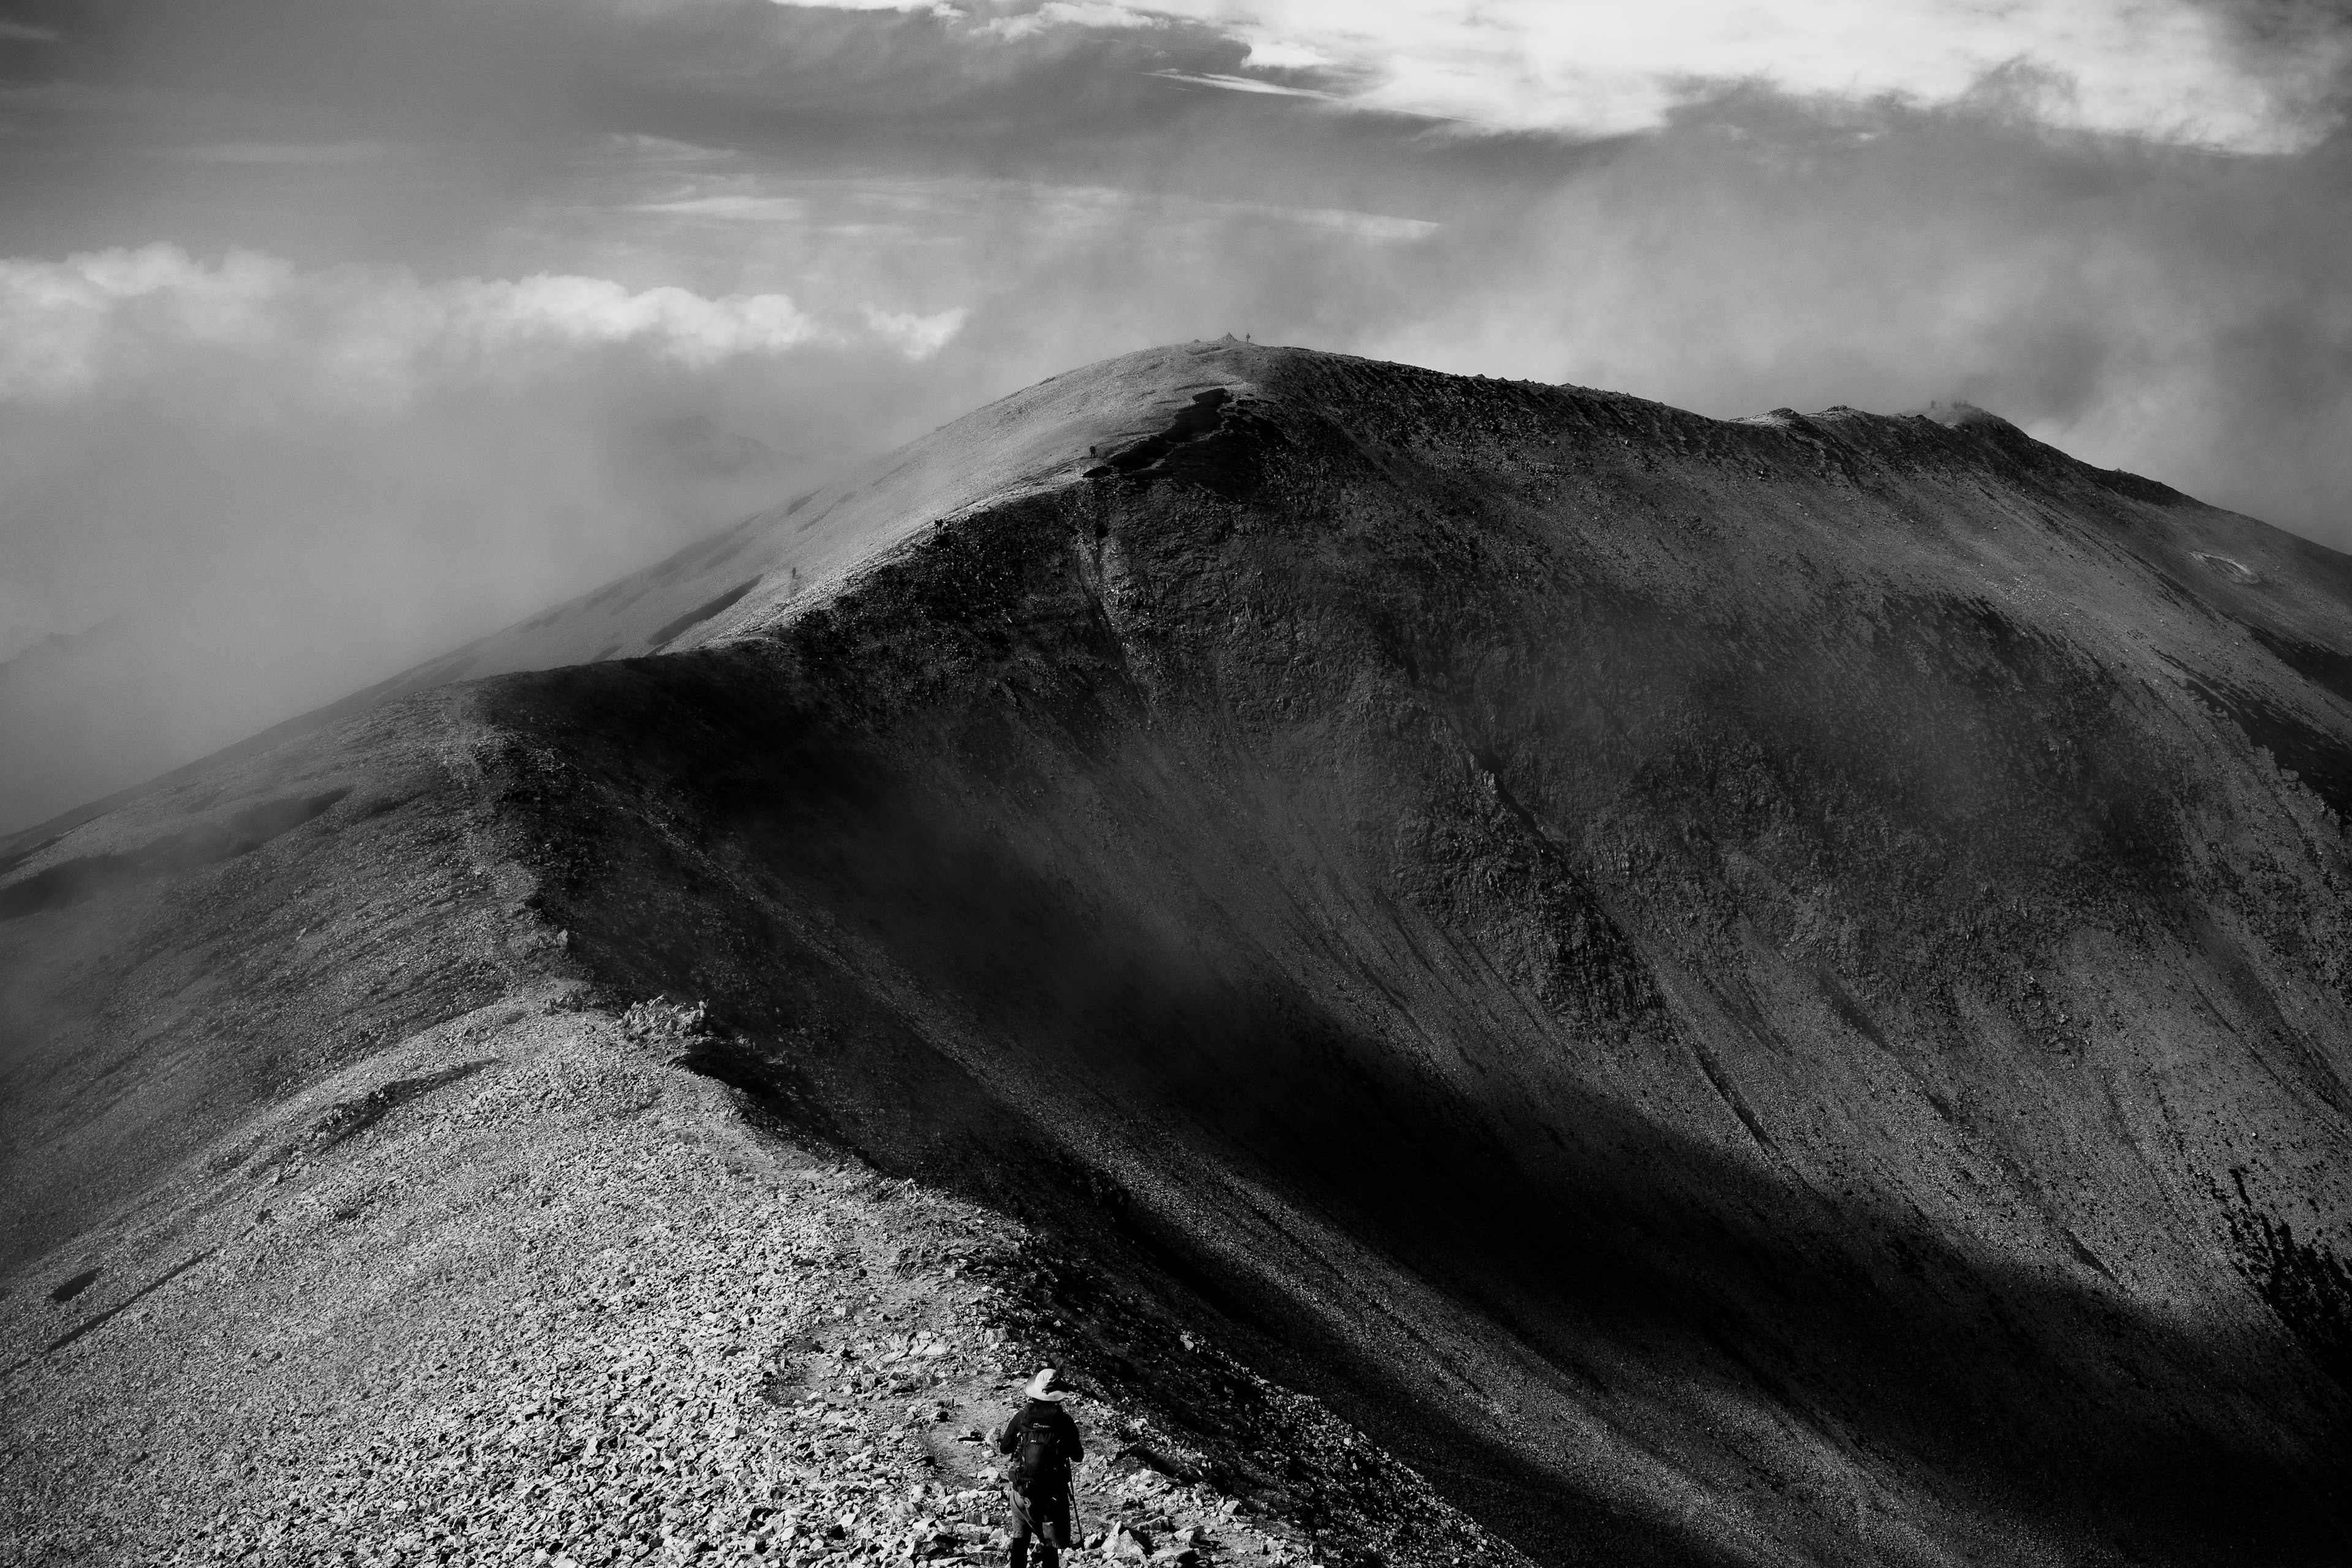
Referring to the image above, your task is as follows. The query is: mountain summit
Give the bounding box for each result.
[5,341,2350,1566]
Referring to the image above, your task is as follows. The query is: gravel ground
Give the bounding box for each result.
[0,990,1523,1568]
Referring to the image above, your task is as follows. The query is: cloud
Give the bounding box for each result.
[979,2,1166,39]
[0,20,59,42]
[1272,205,1434,241]
[456,274,821,367]
[990,0,2352,149]
[0,246,825,406]
[1234,34,1328,70]
[1149,70,1336,101]
[599,134,737,165]
[632,195,813,222]
[862,302,970,357]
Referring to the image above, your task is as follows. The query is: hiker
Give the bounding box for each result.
[997,1366,1084,1568]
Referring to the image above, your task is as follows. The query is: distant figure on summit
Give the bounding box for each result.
[997,1367,1084,1568]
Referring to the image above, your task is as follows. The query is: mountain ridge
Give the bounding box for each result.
[6,341,2351,1567]
[0,343,2275,865]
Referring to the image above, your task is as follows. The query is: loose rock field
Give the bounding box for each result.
[0,991,1516,1568]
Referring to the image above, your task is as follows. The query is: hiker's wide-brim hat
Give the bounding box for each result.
[1025,1367,1076,1402]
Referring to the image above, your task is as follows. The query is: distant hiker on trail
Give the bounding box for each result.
[997,1367,1084,1568]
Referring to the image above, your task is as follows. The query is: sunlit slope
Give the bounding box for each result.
[6,341,2350,1567]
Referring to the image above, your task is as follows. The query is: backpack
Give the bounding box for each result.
[1012,1411,1062,1490]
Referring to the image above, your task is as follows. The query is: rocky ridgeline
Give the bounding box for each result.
[0,995,1521,1568]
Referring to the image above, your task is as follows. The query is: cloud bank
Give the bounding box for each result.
[931,0,2351,150]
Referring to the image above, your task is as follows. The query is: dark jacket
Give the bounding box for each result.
[998,1398,1084,1491]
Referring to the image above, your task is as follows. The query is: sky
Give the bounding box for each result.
[2,0,2351,829]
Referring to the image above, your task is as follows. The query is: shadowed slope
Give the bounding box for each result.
[6,342,2351,1567]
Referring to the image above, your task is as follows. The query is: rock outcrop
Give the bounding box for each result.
[6,342,2350,1566]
